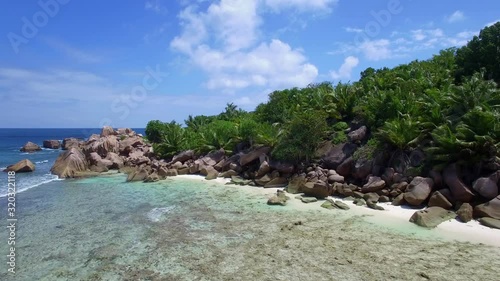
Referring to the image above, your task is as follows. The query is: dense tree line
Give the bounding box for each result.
[146,23,500,174]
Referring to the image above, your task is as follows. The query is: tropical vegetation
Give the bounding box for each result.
[146,23,500,174]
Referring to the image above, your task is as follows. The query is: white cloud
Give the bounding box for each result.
[145,0,168,14]
[412,29,426,41]
[359,40,392,61]
[486,20,499,27]
[330,56,359,80]
[264,0,338,12]
[446,10,465,23]
[191,39,318,89]
[345,27,363,33]
[411,28,443,41]
[170,0,325,90]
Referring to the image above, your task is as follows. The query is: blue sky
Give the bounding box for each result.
[0,0,498,128]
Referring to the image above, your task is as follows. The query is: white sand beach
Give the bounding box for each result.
[177,174,500,247]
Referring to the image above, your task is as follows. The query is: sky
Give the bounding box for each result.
[0,0,499,128]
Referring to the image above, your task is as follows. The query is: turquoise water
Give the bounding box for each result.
[0,174,278,280]
[1,174,499,281]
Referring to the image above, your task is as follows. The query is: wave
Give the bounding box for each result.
[0,174,59,198]
[35,160,49,164]
[146,206,176,222]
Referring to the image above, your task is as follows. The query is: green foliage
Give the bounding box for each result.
[184,115,214,132]
[144,24,499,171]
[272,111,328,163]
[145,120,166,143]
[197,120,238,153]
[331,121,349,144]
[353,138,381,161]
[376,114,422,151]
[152,121,186,158]
[456,22,500,84]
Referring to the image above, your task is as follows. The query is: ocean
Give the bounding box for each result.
[0,129,499,280]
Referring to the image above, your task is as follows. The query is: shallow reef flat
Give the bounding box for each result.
[0,174,499,281]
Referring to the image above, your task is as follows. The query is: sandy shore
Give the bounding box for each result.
[177,174,500,248]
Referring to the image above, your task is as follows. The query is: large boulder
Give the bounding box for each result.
[43,140,61,149]
[473,171,499,200]
[264,177,288,188]
[302,181,332,199]
[171,150,195,164]
[88,152,113,172]
[116,128,135,136]
[255,174,272,186]
[3,159,35,173]
[84,136,119,158]
[348,125,367,143]
[62,138,81,150]
[474,196,500,219]
[409,207,456,228]
[126,149,150,167]
[362,176,386,192]
[20,141,41,152]
[198,149,225,167]
[336,156,354,177]
[286,175,306,194]
[428,191,453,209]
[239,146,271,166]
[51,148,88,178]
[204,166,219,180]
[443,164,475,202]
[256,161,271,177]
[119,136,145,154]
[269,160,295,174]
[127,167,149,182]
[100,126,117,137]
[352,158,373,180]
[404,177,434,206]
[322,143,357,169]
[478,217,500,229]
[105,152,124,169]
[456,203,473,223]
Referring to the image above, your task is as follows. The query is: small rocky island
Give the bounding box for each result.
[49,126,500,230]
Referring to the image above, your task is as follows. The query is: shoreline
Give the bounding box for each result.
[175,174,500,247]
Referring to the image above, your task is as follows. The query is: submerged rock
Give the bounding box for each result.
[301,197,318,203]
[3,159,35,173]
[332,200,350,210]
[267,190,289,206]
